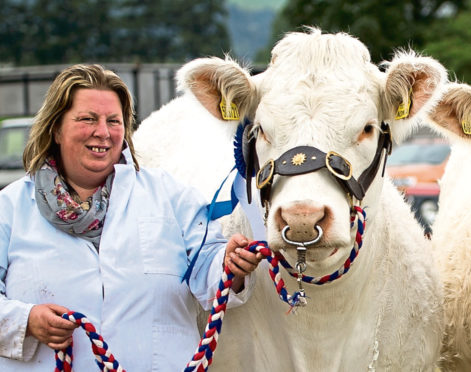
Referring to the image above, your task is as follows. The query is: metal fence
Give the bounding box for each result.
[0,63,182,124]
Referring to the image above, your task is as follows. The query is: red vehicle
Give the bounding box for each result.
[386,136,450,233]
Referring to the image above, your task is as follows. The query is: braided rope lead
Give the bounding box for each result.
[54,207,365,372]
[55,312,125,372]
[185,206,366,372]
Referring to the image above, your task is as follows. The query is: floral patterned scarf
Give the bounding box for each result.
[34,158,114,250]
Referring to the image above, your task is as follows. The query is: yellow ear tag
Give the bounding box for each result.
[395,89,412,120]
[219,97,240,121]
[462,117,471,135]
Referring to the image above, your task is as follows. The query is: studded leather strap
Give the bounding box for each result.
[254,122,392,204]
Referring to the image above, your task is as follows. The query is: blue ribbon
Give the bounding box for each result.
[182,166,240,284]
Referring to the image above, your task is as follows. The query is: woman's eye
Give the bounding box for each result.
[108,119,122,126]
[80,117,95,123]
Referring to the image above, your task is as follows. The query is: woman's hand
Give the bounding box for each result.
[26,304,78,350]
[224,234,263,293]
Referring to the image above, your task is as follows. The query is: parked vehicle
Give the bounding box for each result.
[0,117,34,189]
[386,136,450,234]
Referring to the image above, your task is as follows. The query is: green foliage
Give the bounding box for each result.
[227,0,286,11]
[0,0,116,65]
[0,0,230,65]
[113,0,230,63]
[262,0,468,65]
[423,8,471,83]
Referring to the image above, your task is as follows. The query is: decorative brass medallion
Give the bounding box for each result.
[291,153,307,166]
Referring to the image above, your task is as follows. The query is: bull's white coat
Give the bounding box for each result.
[134,28,446,371]
[425,83,471,372]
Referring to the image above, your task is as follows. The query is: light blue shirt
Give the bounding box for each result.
[0,147,254,371]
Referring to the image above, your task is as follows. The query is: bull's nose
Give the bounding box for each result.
[282,224,323,247]
[276,202,327,243]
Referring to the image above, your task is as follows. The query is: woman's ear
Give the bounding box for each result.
[53,127,61,144]
[53,119,65,146]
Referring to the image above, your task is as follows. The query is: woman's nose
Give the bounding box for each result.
[93,118,110,138]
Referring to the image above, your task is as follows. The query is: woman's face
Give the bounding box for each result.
[54,88,125,192]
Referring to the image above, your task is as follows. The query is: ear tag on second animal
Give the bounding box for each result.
[395,89,412,120]
[462,117,471,135]
[220,97,240,121]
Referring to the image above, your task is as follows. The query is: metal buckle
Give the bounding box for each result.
[256,159,275,189]
[326,151,352,181]
[383,125,392,155]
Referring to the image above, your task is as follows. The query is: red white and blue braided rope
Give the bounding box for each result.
[54,206,365,372]
[278,206,366,284]
[185,206,366,371]
[54,312,125,372]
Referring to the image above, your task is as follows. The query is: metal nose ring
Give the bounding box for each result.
[281,225,323,247]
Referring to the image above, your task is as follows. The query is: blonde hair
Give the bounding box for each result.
[23,64,139,174]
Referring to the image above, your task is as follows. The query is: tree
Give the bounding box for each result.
[0,0,230,66]
[259,0,467,64]
[423,7,471,83]
[0,0,32,65]
[0,0,115,65]
[112,0,230,63]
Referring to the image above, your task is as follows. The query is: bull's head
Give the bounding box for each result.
[178,28,448,278]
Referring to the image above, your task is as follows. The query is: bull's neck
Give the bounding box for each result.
[279,225,389,371]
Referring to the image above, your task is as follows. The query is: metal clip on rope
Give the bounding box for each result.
[281,224,323,307]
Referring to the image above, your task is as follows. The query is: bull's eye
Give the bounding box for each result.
[363,124,374,134]
[258,126,271,144]
[358,122,377,142]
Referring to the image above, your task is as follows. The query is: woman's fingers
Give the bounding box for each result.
[228,248,262,276]
[27,304,78,349]
[47,336,74,350]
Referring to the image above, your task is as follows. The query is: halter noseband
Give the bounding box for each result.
[244,121,392,207]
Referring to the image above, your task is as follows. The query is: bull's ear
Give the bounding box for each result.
[382,51,448,143]
[176,57,257,121]
[425,83,471,143]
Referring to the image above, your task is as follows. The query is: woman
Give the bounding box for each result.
[0,64,262,371]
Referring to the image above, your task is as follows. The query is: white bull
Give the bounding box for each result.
[133,28,447,371]
[423,83,471,371]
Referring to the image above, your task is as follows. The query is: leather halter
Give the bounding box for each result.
[245,122,392,206]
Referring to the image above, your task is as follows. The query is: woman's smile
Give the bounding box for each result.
[87,145,110,154]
